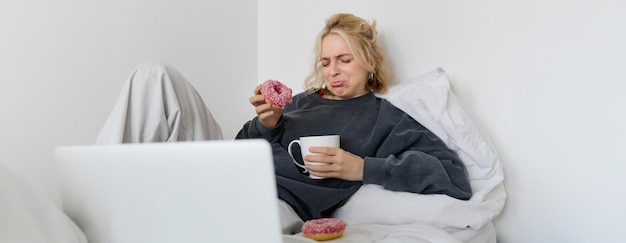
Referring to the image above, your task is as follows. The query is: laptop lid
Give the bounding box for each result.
[55,139,282,243]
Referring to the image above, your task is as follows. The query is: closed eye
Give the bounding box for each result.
[320,58,330,67]
[319,55,352,67]
[338,54,353,63]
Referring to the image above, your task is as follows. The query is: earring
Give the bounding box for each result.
[322,82,327,89]
[368,72,374,81]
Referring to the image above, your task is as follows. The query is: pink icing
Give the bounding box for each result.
[301,218,346,235]
[261,79,292,108]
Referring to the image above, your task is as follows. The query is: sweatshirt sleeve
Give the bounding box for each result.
[235,92,309,141]
[362,113,472,200]
[235,116,284,143]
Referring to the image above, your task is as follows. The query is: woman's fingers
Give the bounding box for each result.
[305,147,364,181]
[250,94,266,106]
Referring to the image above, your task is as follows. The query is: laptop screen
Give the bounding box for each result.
[55,139,282,243]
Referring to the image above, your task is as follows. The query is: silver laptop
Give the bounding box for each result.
[55,139,282,243]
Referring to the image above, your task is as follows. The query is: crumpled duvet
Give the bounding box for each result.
[95,62,223,144]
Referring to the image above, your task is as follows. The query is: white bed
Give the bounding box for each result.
[281,68,506,242]
[0,65,505,243]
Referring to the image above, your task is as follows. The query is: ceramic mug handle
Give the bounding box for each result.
[287,140,308,173]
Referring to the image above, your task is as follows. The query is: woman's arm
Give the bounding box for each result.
[236,85,288,141]
[235,116,284,142]
[363,114,472,200]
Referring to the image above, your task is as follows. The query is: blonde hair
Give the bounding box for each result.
[304,13,391,94]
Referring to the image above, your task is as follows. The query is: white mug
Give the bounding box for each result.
[287,135,340,179]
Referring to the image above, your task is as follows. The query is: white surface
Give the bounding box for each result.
[282,235,317,243]
[55,140,281,243]
[258,1,626,242]
[331,225,390,242]
[0,164,87,243]
[285,224,481,243]
[296,225,390,242]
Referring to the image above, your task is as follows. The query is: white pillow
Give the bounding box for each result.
[0,164,87,243]
[334,68,506,230]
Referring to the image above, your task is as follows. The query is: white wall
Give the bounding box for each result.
[259,0,626,242]
[0,0,258,206]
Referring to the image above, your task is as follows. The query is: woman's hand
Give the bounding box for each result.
[249,85,283,128]
[304,147,364,181]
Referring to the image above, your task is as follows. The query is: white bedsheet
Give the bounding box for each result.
[95,62,223,144]
[0,164,87,243]
[283,222,496,243]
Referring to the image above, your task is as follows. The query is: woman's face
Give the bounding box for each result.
[320,34,369,99]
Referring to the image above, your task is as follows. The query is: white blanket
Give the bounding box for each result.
[283,222,496,243]
[0,164,87,243]
[95,63,223,144]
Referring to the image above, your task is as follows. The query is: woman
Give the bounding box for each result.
[236,13,471,225]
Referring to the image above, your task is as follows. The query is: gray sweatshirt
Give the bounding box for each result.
[236,91,471,220]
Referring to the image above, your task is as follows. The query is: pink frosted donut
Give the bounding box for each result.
[260,79,293,109]
[301,218,346,241]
